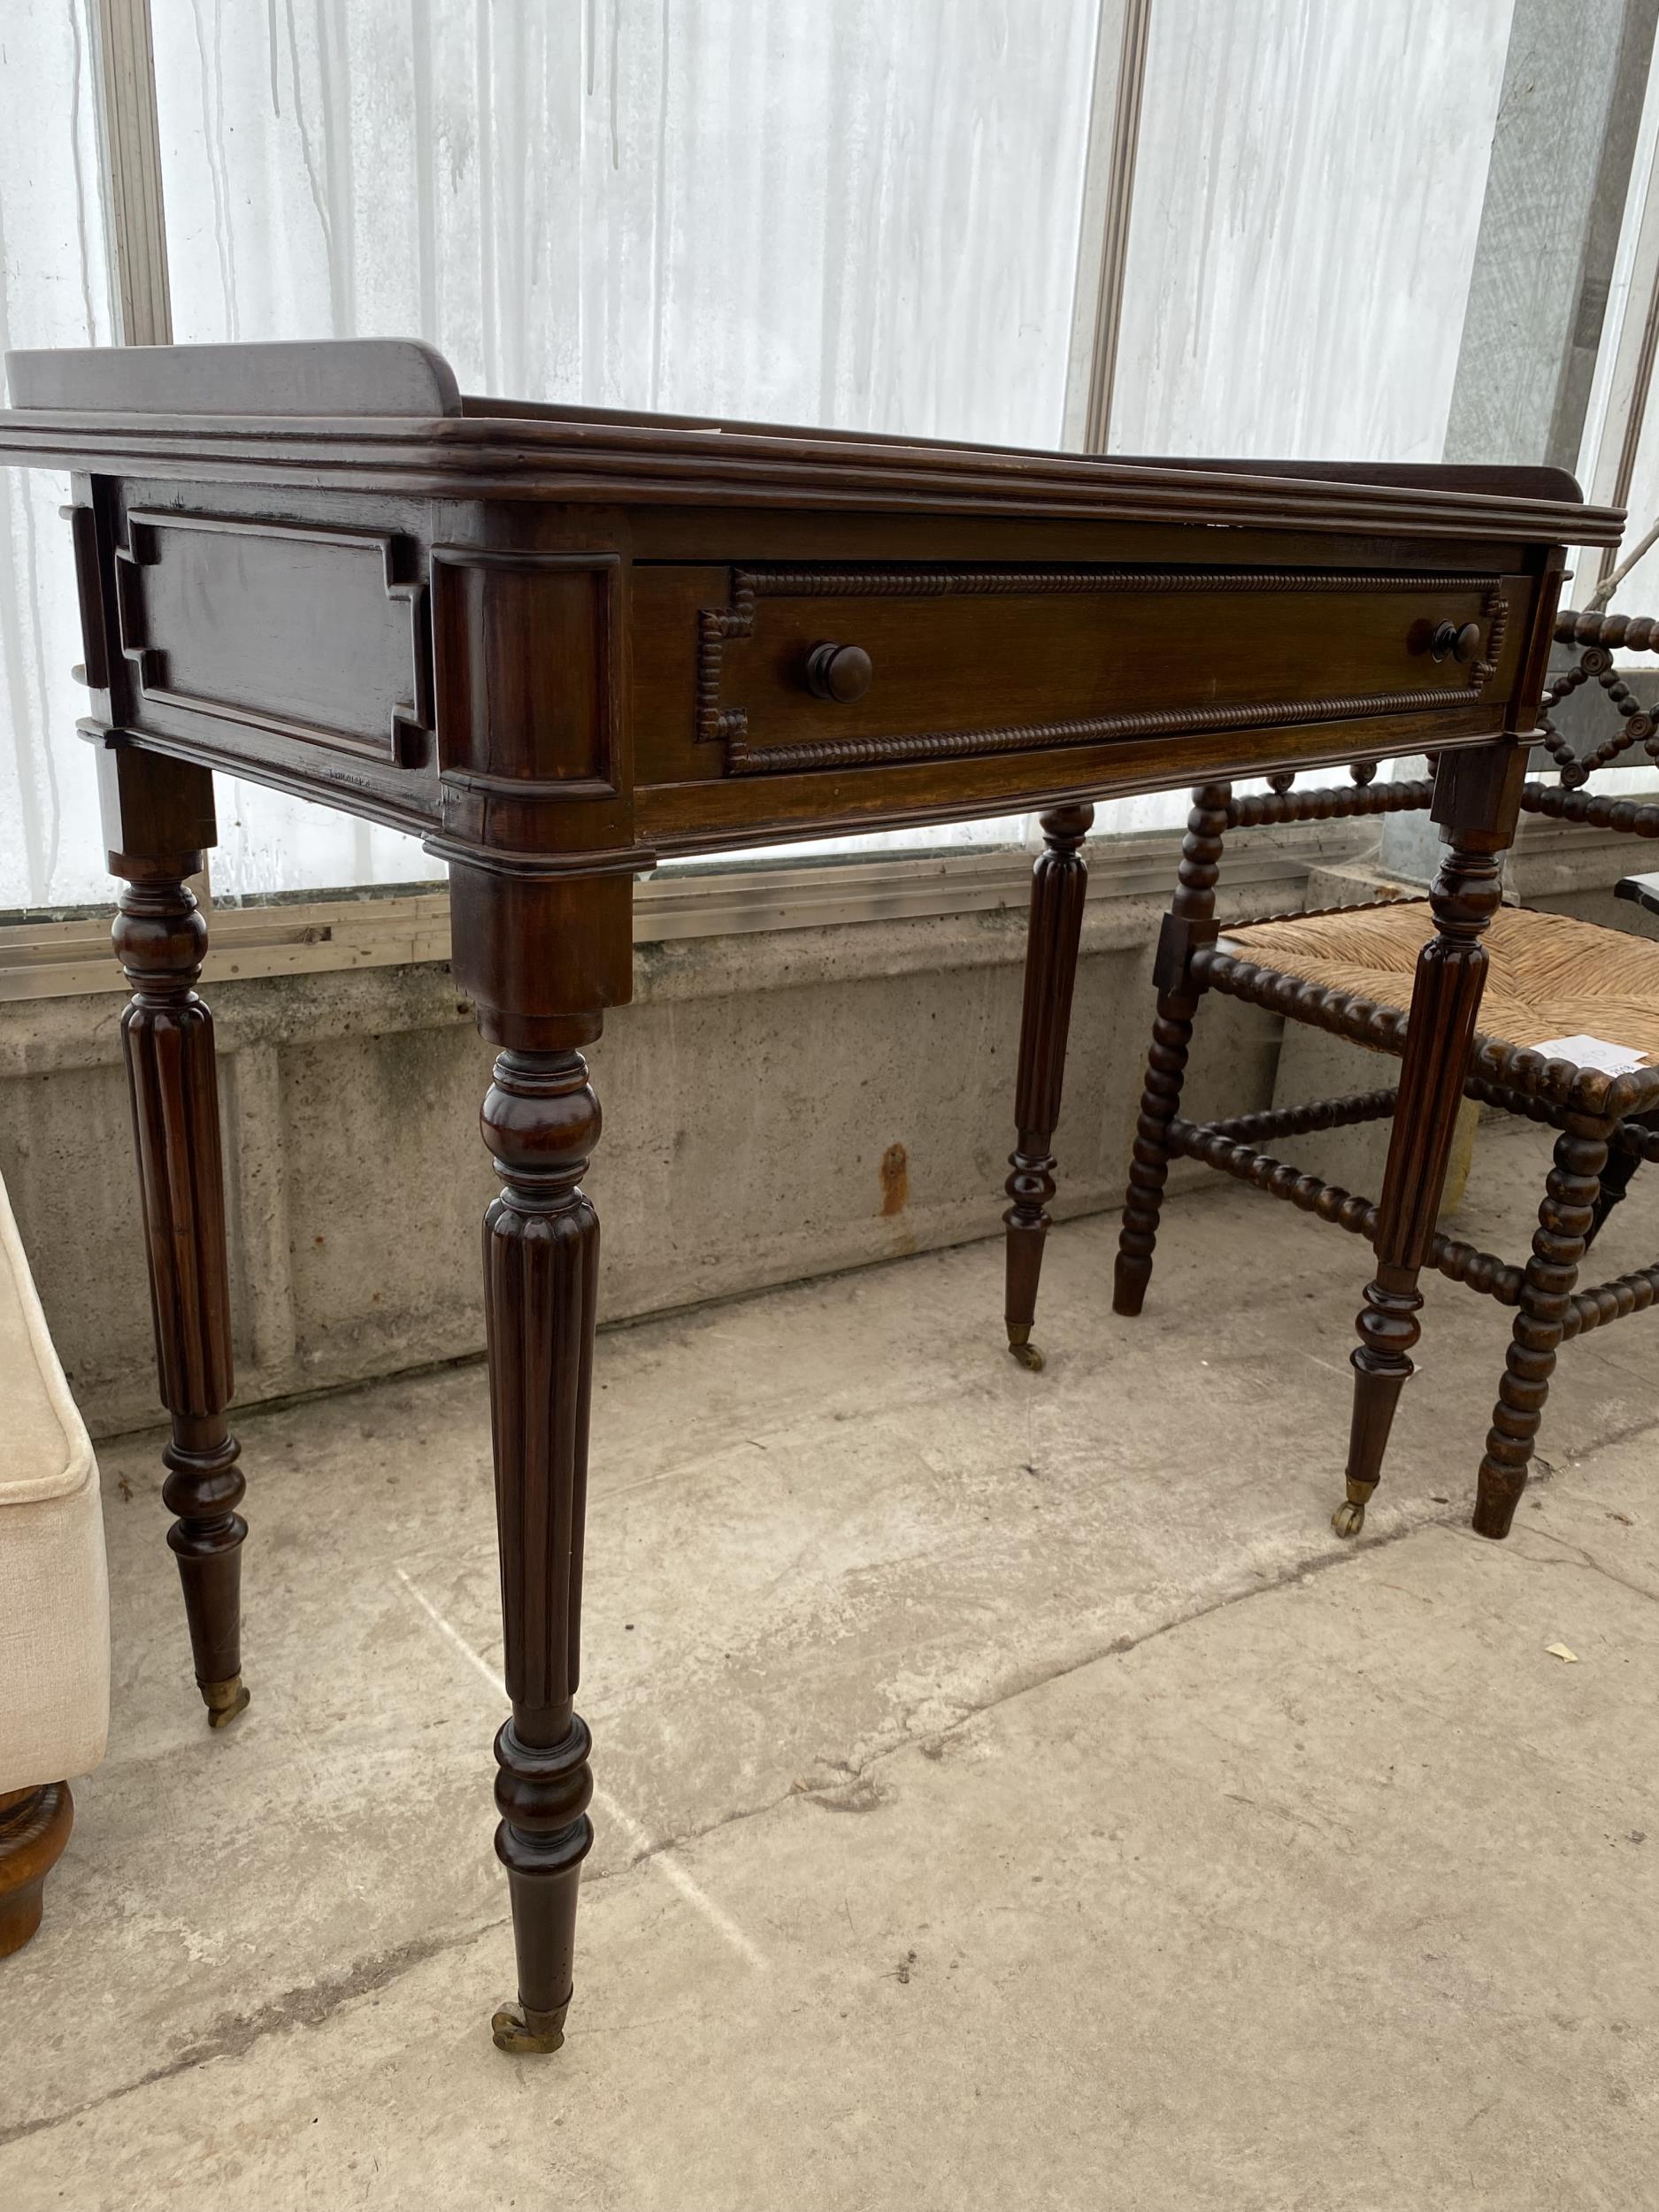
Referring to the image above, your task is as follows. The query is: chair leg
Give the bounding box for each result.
[1112,992,1200,1317]
[1113,784,1233,1317]
[1472,1118,1610,1539]
[1334,743,1525,1537]
[1585,1112,1655,1248]
[1003,804,1094,1370]
[0,1783,73,1959]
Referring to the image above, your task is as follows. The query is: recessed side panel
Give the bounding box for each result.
[116,509,434,771]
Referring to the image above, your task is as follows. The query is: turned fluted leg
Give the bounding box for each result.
[480,1048,600,2055]
[1472,1118,1611,1538]
[1114,784,1232,1317]
[115,863,247,1725]
[0,1783,73,1957]
[1333,745,1523,1538]
[1003,803,1094,1369]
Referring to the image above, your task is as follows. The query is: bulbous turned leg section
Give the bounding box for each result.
[164,1417,248,1724]
[0,1783,73,1959]
[1473,1121,1609,1540]
[1002,804,1093,1369]
[1004,1145,1055,1371]
[115,864,247,1726]
[480,1047,603,2053]
[1334,1274,1422,1538]
[491,1715,595,2054]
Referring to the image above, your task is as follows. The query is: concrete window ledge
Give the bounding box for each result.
[0,810,1641,1438]
[2,817,1358,1002]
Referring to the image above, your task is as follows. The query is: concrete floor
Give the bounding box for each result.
[3,1117,1658,2208]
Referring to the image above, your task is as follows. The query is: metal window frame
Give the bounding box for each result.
[1062,0,1153,456]
[1586,75,1659,599]
[87,0,172,347]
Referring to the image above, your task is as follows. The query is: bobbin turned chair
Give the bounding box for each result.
[1002,608,1659,1541]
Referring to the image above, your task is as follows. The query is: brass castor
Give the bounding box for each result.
[492,2000,568,2055]
[1331,1500,1367,1539]
[201,1675,250,1730]
[1006,1325,1044,1372]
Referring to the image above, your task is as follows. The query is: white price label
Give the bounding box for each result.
[1533,1034,1649,1077]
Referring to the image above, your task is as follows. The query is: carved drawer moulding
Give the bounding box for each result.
[695,565,1512,778]
[114,509,434,770]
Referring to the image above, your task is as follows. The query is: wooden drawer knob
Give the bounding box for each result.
[803,641,873,703]
[1431,619,1482,664]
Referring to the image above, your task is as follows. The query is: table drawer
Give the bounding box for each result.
[691,565,1517,778]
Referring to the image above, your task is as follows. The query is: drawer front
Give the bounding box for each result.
[693,565,1515,778]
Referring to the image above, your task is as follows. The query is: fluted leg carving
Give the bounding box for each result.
[480,1048,600,2055]
[1334,757,1519,1538]
[1114,784,1232,1317]
[1472,1118,1611,1539]
[1003,803,1094,1369]
[116,866,247,1725]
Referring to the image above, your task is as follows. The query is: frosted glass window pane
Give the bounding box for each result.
[153,0,1095,437]
[1111,0,1513,464]
[0,6,115,912]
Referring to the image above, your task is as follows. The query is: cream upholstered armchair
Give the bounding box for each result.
[0,1171,109,1955]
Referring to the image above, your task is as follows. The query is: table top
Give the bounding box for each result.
[0,338,1622,544]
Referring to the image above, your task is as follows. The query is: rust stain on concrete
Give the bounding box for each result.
[879,1142,909,1217]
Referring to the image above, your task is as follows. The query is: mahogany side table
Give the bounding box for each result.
[0,340,1619,2051]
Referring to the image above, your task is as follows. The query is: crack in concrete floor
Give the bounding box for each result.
[1497,1520,1659,1608]
[0,1914,512,2148]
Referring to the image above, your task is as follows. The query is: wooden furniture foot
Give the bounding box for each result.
[1114,786,1231,1316]
[1334,744,1524,1536]
[1003,804,1094,1368]
[1337,1271,1421,1534]
[1473,1117,1611,1537]
[0,1783,73,1959]
[106,754,247,1724]
[480,1046,600,2054]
